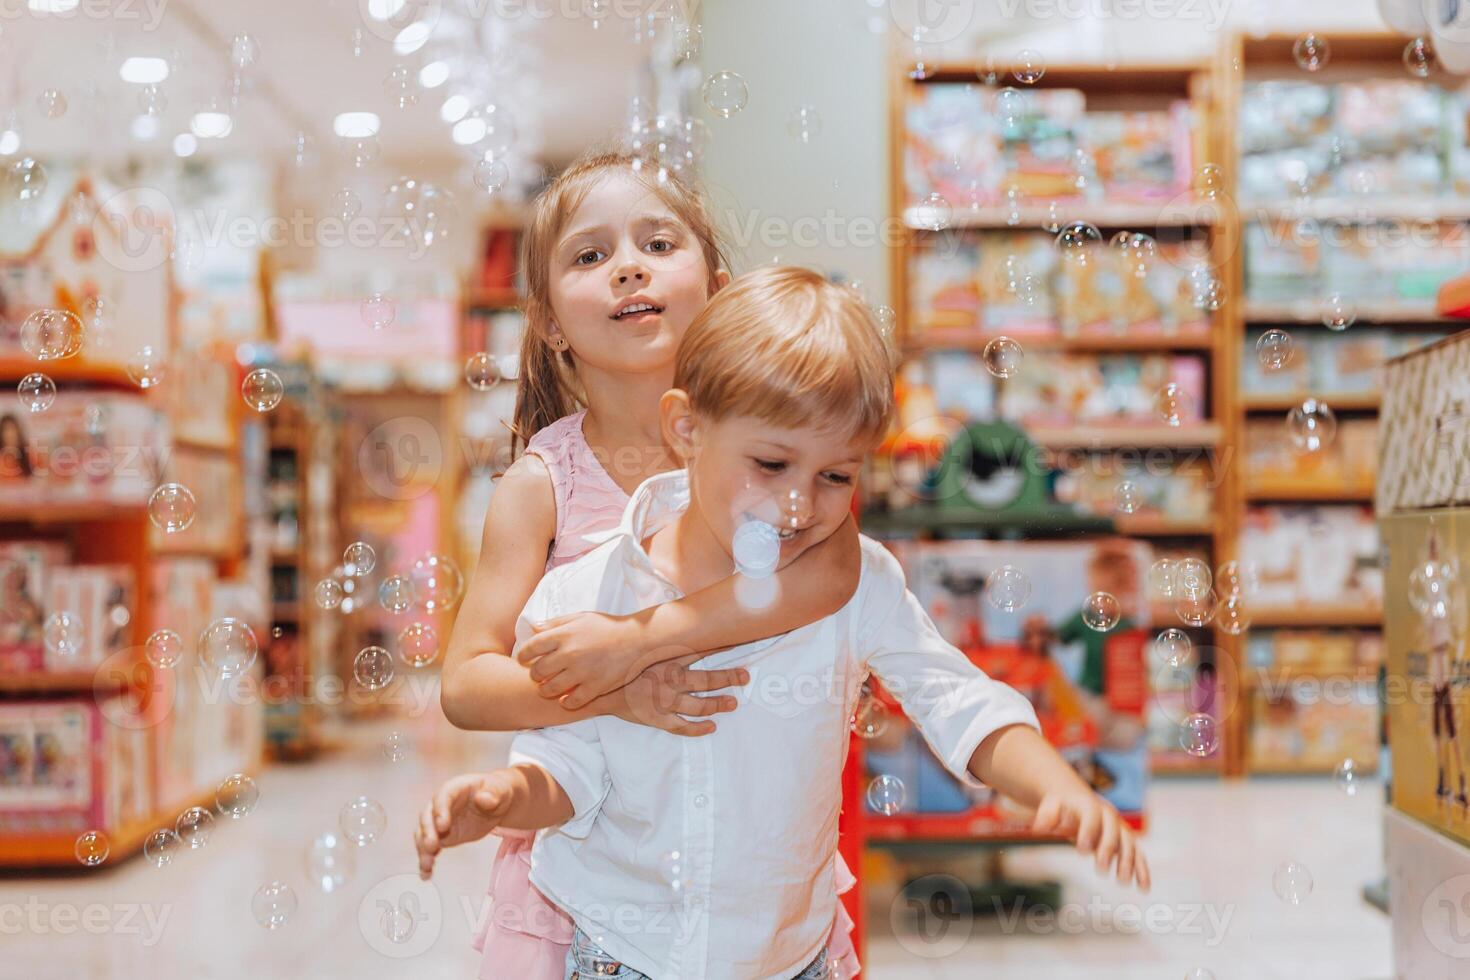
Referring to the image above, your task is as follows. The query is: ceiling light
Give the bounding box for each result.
[333,112,380,138]
[119,57,170,84]
[451,117,486,146]
[439,95,469,123]
[366,0,406,20]
[0,129,19,156]
[419,61,450,89]
[393,21,431,56]
[131,115,160,141]
[190,111,232,139]
[173,133,198,157]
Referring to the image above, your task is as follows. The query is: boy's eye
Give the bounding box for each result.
[754,459,785,473]
[824,472,854,486]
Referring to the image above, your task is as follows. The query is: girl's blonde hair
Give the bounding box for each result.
[673,266,896,446]
[510,150,728,456]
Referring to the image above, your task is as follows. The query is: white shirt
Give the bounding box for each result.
[509,470,1039,980]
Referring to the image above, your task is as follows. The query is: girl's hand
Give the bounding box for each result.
[414,772,516,879]
[515,612,646,708]
[1030,788,1151,892]
[599,653,748,737]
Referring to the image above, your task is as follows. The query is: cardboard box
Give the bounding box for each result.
[1387,807,1470,979]
[43,565,134,671]
[1379,331,1470,515]
[0,541,69,672]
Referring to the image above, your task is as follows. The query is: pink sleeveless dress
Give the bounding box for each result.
[471,410,861,979]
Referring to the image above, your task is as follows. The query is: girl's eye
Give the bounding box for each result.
[646,238,675,254]
[574,249,605,266]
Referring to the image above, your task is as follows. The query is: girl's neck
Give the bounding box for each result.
[579,366,678,495]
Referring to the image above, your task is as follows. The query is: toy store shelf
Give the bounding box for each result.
[1152,755,1222,776]
[0,357,137,389]
[463,286,522,309]
[1242,392,1380,412]
[1247,758,1378,777]
[173,432,237,454]
[1242,299,1451,325]
[1113,514,1217,537]
[906,329,1215,353]
[865,808,1145,843]
[1244,196,1470,226]
[0,669,130,694]
[904,201,1217,231]
[1242,665,1379,689]
[0,500,147,524]
[1244,478,1375,502]
[1250,604,1384,628]
[858,507,1114,536]
[917,61,1201,94]
[1028,423,1222,450]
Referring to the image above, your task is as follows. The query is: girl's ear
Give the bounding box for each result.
[711,268,732,294]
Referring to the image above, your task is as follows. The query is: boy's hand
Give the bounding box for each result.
[515,612,645,707]
[414,773,516,880]
[1030,788,1151,892]
[598,653,748,737]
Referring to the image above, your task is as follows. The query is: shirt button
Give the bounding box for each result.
[693,793,708,808]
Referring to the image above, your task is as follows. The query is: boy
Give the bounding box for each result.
[415,267,1150,979]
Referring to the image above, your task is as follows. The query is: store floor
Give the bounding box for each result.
[7,711,1392,980]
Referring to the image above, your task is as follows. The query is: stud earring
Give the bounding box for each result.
[549,335,569,351]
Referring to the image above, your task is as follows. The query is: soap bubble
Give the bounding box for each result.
[17,373,56,413]
[1011,49,1046,84]
[851,695,890,739]
[200,618,258,678]
[468,102,517,158]
[1319,293,1355,331]
[1055,221,1102,264]
[146,629,183,668]
[787,105,822,144]
[44,612,83,657]
[982,336,1023,378]
[354,645,395,690]
[733,520,780,579]
[1155,628,1192,668]
[1110,231,1156,278]
[340,796,387,846]
[1216,560,1259,598]
[1216,595,1250,635]
[216,772,259,818]
[397,622,439,668]
[138,84,166,116]
[1292,33,1330,72]
[75,830,109,866]
[315,578,344,610]
[1149,559,1179,599]
[241,368,283,412]
[1155,383,1192,427]
[1180,713,1219,756]
[360,292,396,330]
[1256,329,1294,372]
[702,71,748,118]
[143,828,181,868]
[410,553,464,611]
[345,135,380,169]
[472,157,510,195]
[253,881,296,929]
[331,188,361,222]
[21,309,83,360]
[149,483,196,533]
[1287,399,1337,453]
[986,565,1031,611]
[383,64,418,108]
[382,731,411,762]
[1404,37,1434,78]
[675,21,703,60]
[1195,163,1223,200]
[464,352,500,390]
[379,574,414,613]
[9,157,47,204]
[1272,861,1313,905]
[344,542,376,577]
[1114,481,1143,515]
[1409,554,1461,619]
[230,33,259,70]
[127,345,165,388]
[305,831,355,892]
[1082,592,1122,631]
[866,774,906,815]
[383,177,452,249]
[175,806,215,848]
[1176,589,1218,628]
[1176,557,1212,598]
[38,88,67,119]
[913,192,952,232]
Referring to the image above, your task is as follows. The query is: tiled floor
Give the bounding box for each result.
[5,710,1393,979]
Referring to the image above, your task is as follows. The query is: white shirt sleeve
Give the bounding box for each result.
[855,539,1041,790]
[504,569,611,839]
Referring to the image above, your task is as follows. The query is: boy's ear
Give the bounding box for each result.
[660,389,699,464]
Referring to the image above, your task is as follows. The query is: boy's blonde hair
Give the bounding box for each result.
[673,266,896,446]
[511,149,729,456]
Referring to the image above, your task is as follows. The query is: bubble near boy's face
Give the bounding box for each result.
[685,412,871,574]
[547,171,715,377]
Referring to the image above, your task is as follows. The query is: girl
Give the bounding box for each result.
[435,152,864,980]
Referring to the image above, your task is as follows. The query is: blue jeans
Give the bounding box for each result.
[565,928,830,980]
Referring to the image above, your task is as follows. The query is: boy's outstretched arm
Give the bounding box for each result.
[968,724,1151,891]
[516,514,862,706]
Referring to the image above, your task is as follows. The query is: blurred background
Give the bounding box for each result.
[3,0,1468,977]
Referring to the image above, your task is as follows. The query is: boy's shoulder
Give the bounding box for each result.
[856,533,909,598]
[528,535,636,619]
